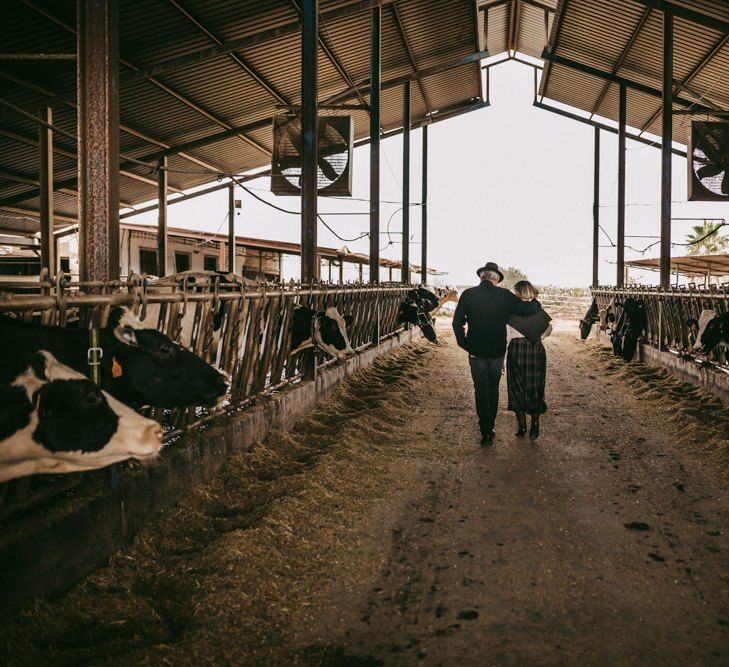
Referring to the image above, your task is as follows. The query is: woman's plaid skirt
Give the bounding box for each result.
[506,337,547,415]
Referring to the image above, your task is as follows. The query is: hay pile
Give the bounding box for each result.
[0,342,434,666]
[585,342,729,477]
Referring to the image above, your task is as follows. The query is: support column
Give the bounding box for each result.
[77,0,119,282]
[228,182,236,273]
[421,125,428,283]
[617,84,626,288]
[300,0,319,284]
[660,10,673,289]
[402,81,411,284]
[369,5,381,283]
[338,259,344,283]
[157,156,168,277]
[592,127,600,287]
[39,107,55,275]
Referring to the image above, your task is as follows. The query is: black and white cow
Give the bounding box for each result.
[579,299,599,340]
[610,297,646,361]
[693,310,729,355]
[398,287,439,342]
[599,297,616,331]
[0,351,162,483]
[0,307,227,409]
[290,306,354,360]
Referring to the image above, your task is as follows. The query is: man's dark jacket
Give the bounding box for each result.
[452,281,541,358]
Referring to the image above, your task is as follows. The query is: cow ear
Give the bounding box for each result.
[113,326,138,347]
[343,314,354,327]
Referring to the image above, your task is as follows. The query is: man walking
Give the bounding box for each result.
[452,262,541,446]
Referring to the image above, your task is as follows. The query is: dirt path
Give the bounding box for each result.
[2,323,729,666]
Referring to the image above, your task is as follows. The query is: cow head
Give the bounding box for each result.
[579,299,599,340]
[0,352,162,483]
[694,311,729,355]
[103,307,228,408]
[398,290,437,342]
[313,307,355,360]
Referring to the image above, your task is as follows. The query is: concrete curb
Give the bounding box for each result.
[0,328,421,605]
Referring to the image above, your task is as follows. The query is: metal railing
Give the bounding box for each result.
[0,278,414,522]
[592,285,729,368]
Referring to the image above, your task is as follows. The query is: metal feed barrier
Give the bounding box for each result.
[592,286,729,369]
[0,278,414,522]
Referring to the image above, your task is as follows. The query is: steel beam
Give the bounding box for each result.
[660,11,673,289]
[39,107,55,274]
[369,5,381,284]
[325,50,489,106]
[639,33,728,135]
[421,125,428,283]
[589,7,651,119]
[228,182,236,274]
[532,100,686,157]
[592,127,599,287]
[631,0,729,35]
[617,84,626,288]
[391,3,433,116]
[157,157,168,277]
[77,0,120,282]
[402,81,411,284]
[300,0,318,283]
[540,51,714,113]
[539,0,568,99]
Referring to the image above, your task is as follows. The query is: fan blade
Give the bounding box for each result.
[697,163,725,179]
[722,170,729,196]
[318,157,340,181]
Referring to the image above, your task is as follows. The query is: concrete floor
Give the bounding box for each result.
[3,323,728,666]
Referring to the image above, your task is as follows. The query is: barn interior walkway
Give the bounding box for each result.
[2,323,729,666]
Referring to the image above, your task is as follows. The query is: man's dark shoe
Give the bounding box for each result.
[481,432,494,446]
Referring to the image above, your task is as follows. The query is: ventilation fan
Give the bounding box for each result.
[271,114,353,197]
[689,121,729,201]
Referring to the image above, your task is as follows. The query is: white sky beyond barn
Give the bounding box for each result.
[127,61,729,287]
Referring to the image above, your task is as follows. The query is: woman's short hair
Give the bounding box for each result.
[513,280,539,300]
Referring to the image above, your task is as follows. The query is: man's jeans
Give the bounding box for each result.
[469,355,505,436]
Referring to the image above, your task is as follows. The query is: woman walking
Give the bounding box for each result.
[506,281,552,440]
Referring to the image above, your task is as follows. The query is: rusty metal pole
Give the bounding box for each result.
[39,107,55,275]
[592,127,600,287]
[300,0,318,284]
[617,84,626,288]
[77,0,120,282]
[402,81,411,284]
[660,10,673,289]
[421,124,428,284]
[228,182,236,273]
[157,156,168,276]
[369,4,381,283]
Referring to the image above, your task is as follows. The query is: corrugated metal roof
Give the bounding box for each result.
[479,0,558,58]
[0,0,485,235]
[539,0,729,145]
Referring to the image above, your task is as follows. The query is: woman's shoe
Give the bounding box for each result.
[529,415,540,440]
[516,412,527,437]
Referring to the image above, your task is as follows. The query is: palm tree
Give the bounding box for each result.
[685,220,729,256]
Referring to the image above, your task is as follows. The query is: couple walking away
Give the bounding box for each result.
[452,262,552,446]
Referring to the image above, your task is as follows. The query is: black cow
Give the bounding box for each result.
[694,311,729,355]
[610,298,646,361]
[0,351,162,483]
[290,306,354,360]
[0,307,227,409]
[398,287,439,342]
[579,299,599,340]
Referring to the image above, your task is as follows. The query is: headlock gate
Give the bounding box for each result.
[592,287,729,370]
[0,279,413,522]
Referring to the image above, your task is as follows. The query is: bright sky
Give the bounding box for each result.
[128,60,728,288]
